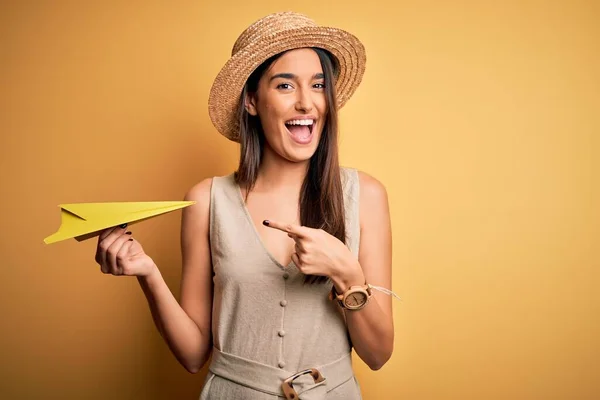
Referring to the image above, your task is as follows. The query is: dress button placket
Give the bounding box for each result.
[279,270,288,370]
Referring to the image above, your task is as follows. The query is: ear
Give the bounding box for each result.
[245,92,258,116]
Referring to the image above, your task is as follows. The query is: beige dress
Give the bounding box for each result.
[200,167,362,400]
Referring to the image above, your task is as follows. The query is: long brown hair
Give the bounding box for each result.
[235,48,345,284]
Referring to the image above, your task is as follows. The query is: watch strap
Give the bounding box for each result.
[329,283,402,306]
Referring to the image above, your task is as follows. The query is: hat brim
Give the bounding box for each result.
[208,25,366,142]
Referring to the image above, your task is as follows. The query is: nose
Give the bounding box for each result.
[295,87,313,113]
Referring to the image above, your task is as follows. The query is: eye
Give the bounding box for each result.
[277,83,293,90]
[314,82,325,89]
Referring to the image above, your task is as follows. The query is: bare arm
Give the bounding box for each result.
[136,177,214,373]
[330,171,394,370]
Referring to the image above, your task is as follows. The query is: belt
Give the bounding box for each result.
[207,347,355,399]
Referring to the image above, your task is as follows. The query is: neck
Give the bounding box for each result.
[254,146,309,194]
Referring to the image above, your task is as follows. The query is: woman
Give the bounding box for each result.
[95,12,395,400]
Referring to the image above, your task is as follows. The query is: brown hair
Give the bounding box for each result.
[234,48,345,284]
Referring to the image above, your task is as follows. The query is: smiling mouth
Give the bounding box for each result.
[285,119,314,133]
[285,119,315,144]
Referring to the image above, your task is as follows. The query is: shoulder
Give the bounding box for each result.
[339,166,388,202]
[184,177,214,205]
[353,169,388,204]
[181,178,215,241]
[353,170,391,235]
[182,172,237,214]
[340,166,389,211]
[356,170,390,224]
[181,176,219,225]
[183,171,236,202]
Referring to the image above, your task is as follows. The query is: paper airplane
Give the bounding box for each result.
[44,201,196,244]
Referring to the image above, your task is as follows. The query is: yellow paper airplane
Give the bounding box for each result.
[44,201,196,244]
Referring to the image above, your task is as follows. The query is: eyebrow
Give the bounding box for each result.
[269,72,325,82]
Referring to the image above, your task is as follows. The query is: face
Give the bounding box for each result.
[245,48,328,163]
[346,292,367,308]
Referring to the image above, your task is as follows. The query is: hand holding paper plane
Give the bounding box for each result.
[44,201,195,244]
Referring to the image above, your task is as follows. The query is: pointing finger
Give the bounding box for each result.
[262,220,307,237]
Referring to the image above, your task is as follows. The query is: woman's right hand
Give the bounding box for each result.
[95,224,156,277]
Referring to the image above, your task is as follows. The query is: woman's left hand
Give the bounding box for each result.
[263,220,363,285]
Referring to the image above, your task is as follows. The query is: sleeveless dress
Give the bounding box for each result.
[199,167,362,400]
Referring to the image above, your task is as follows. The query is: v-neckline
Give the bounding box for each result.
[233,177,294,271]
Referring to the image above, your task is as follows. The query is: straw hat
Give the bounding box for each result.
[208,11,366,142]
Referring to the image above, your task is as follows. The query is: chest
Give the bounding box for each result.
[244,191,299,268]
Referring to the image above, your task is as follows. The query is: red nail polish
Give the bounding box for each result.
[263,220,270,226]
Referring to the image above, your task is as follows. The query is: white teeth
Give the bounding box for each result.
[285,119,314,126]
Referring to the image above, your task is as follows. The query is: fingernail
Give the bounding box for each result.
[125,231,132,235]
[119,223,127,228]
[128,238,133,241]
[262,220,270,226]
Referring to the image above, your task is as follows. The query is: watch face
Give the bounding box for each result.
[345,291,368,309]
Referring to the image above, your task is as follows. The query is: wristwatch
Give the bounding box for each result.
[330,283,402,311]
[330,284,372,311]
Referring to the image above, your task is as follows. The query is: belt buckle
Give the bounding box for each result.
[281,368,325,400]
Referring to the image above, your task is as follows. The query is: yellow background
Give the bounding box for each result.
[1,1,598,399]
